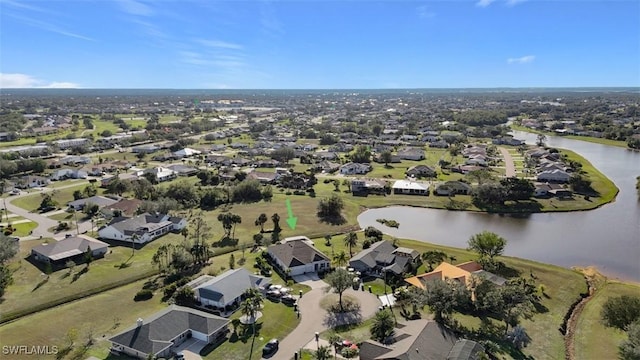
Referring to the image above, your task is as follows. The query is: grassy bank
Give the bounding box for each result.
[509,124,628,148]
[574,281,640,360]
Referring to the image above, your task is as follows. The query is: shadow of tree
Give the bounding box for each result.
[317,214,347,226]
[32,277,49,292]
[212,236,239,248]
[71,266,89,283]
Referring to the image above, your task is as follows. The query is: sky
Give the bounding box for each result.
[0,0,639,89]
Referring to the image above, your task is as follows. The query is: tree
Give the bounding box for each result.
[0,264,13,298]
[501,177,534,201]
[83,202,100,218]
[218,212,242,239]
[333,251,348,267]
[370,308,395,343]
[422,279,470,322]
[0,234,19,264]
[325,268,353,312]
[350,145,372,163]
[84,246,93,266]
[328,333,341,359]
[270,147,295,163]
[65,260,76,274]
[536,133,547,147]
[271,213,281,233]
[174,287,195,306]
[317,194,344,220]
[343,232,358,257]
[466,169,494,186]
[421,250,447,271]
[189,213,211,264]
[253,233,264,246]
[601,295,640,330]
[472,182,507,207]
[380,150,393,167]
[619,320,640,360]
[39,193,57,211]
[255,213,268,233]
[72,189,84,200]
[467,231,506,267]
[314,345,332,360]
[229,253,235,269]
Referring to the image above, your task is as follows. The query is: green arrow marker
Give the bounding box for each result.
[285,198,297,230]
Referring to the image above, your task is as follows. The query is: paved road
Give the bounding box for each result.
[5,182,94,240]
[271,277,381,360]
[498,147,517,177]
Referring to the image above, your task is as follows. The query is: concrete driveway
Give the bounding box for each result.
[271,279,380,360]
[173,338,206,360]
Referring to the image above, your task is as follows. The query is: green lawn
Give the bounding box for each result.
[574,281,640,360]
[10,183,101,212]
[6,221,37,237]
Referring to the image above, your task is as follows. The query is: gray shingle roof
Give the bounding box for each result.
[31,236,108,261]
[107,213,179,235]
[109,305,229,357]
[268,239,329,268]
[194,268,271,304]
[67,195,119,209]
[349,241,415,275]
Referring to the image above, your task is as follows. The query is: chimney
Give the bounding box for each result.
[136,318,143,327]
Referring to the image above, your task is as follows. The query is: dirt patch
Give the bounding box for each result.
[564,267,603,360]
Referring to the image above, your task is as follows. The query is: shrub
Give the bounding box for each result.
[341,347,358,358]
[163,284,177,299]
[134,289,153,301]
[362,239,372,249]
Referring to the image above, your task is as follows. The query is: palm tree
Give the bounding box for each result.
[370,309,395,343]
[271,213,281,233]
[255,213,268,233]
[328,334,341,360]
[314,345,332,360]
[333,251,348,267]
[131,233,139,256]
[343,232,358,257]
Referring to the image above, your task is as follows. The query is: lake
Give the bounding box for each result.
[357,131,640,281]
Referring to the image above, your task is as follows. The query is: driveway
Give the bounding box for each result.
[173,338,206,360]
[271,279,380,360]
[499,147,517,177]
[4,181,93,240]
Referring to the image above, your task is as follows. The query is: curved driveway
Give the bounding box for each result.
[5,182,94,240]
[271,277,380,360]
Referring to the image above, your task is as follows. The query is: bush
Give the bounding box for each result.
[602,295,640,330]
[362,239,372,249]
[341,347,358,358]
[134,289,153,301]
[163,284,177,299]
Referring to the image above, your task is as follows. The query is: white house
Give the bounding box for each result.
[98,213,187,243]
[54,138,90,150]
[16,175,50,189]
[267,237,330,276]
[537,169,571,183]
[339,162,371,175]
[392,180,429,195]
[397,148,425,161]
[172,147,202,159]
[188,268,271,309]
[137,167,177,183]
[50,168,88,181]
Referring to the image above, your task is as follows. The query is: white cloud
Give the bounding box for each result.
[196,39,244,50]
[0,73,79,88]
[8,13,94,41]
[117,0,153,17]
[507,55,535,64]
[417,5,435,19]
[476,0,497,7]
[506,0,528,6]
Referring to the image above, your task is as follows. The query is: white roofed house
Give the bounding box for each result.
[339,162,372,175]
[537,169,571,183]
[50,168,88,181]
[137,167,177,183]
[392,180,429,195]
[187,268,271,310]
[172,147,202,159]
[98,213,186,244]
[67,195,119,211]
[397,147,425,161]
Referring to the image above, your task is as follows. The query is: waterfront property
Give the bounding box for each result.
[405,261,506,290]
[349,240,420,276]
[392,180,430,195]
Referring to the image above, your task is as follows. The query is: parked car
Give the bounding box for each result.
[174,352,185,360]
[281,294,297,306]
[262,339,279,356]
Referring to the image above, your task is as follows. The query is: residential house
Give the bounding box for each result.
[131,144,160,154]
[406,165,436,178]
[59,156,92,166]
[16,175,50,189]
[31,235,108,265]
[167,164,199,177]
[109,305,229,360]
[100,173,138,187]
[54,138,90,150]
[434,181,472,196]
[138,167,178,183]
[429,140,449,148]
[350,178,387,195]
[67,195,119,211]
[537,169,571,183]
[359,319,484,360]
[392,180,429,196]
[315,151,340,161]
[267,236,330,276]
[349,240,420,276]
[247,171,279,184]
[373,153,401,164]
[312,160,341,174]
[50,168,88,181]
[405,261,506,291]
[98,213,187,244]
[101,198,143,218]
[340,162,372,175]
[397,148,425,161]
[188,268,271,309]
[172,147,201,159]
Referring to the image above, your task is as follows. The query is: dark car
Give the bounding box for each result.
[262,339,279,356]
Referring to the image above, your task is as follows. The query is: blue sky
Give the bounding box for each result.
[1,0,639,89]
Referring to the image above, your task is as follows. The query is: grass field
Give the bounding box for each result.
[10,183,102,212]
[574,281,640,360]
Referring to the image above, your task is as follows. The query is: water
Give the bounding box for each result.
[358,132,640,281]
